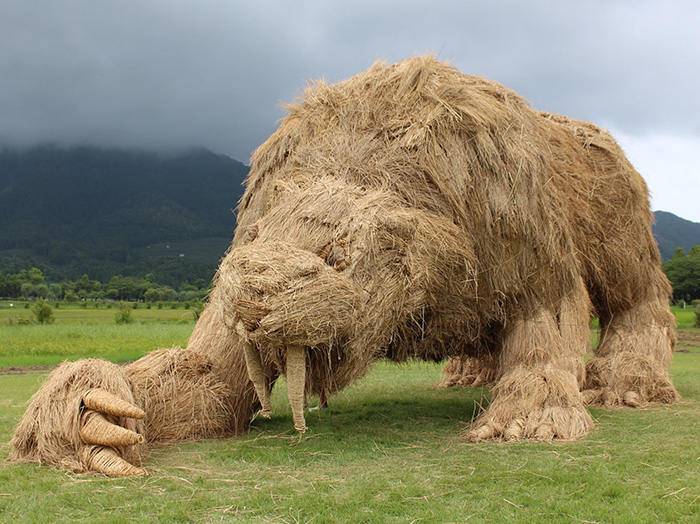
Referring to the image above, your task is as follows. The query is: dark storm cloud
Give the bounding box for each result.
[1,0,698,162]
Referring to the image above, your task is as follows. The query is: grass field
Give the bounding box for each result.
[1,309,699,523]
[0,304,195,368]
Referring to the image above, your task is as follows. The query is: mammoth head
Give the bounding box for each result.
[217,174,476,355]
[217,240,360,349]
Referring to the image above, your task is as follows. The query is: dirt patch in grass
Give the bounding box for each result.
[677,330,700,350]
[0,365,56,375]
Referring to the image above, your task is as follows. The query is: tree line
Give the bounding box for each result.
[663,245,700,304]
[0,267,209,303]
[2,245,699,306]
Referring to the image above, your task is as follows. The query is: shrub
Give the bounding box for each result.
[115,302,134,324]
[191,300,205,322]
[695,309,700,328]
[32,300,55,324]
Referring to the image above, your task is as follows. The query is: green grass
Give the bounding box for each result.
[0,306,195,368]
[671,305,698,328]
[1,310,699,522]
[0,323,193,368]
[0,302,196,325]
[1,354,700,523]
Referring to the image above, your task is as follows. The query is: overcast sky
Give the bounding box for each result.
[2,0,699,221]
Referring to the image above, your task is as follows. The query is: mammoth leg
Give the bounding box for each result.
[467,281,593,442]
[583,292,680,407]
[286,345,308,433]
[437,353,497,388]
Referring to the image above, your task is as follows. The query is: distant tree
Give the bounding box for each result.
[115,302,134,324]
[32,300,55,324]
[159,286,177,302]
[64,290,79,302]
[33,283,49,299]
[20,283,34,299]
[663,245,700,301]
[74,274,102,297]
[105,275,145,301]
[49,283,63,300]
[144,288,160,303]
[192,278,207,290]
[0,273,22,298]
[21,267,46,286]
[672,247,686,259]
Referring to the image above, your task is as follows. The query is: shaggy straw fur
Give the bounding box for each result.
[10,55,679,474]
[124,346,232,444]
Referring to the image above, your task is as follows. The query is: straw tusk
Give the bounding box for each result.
[83,388,145,419]
[243,338,272,417]
[286,345,307,433]
[80,445,148,477]
[80,410,144,447]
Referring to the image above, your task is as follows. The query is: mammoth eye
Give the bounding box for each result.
[320,239,349,270]
[243,223,259,243]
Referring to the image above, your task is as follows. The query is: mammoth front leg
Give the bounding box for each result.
[467,283,593,441]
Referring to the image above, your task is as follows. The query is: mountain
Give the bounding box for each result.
[0,145,248,285]
[653,211,700,261]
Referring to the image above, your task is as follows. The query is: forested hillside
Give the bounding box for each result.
[653,211,700,261]
[0,145,248,285]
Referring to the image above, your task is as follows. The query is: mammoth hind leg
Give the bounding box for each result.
[583,296,679,407]
[437,354,497,388]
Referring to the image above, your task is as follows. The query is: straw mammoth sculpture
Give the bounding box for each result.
[11,56,678,476]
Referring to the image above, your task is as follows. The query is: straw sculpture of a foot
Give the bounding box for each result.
[9,56,680,475]
[10,359,148,476]
[466,366,593,442]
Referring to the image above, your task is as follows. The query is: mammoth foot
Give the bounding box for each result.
[437,354,497,389]
[10,359,148,476]
[465,365,593,442]
[582,352,680,407]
